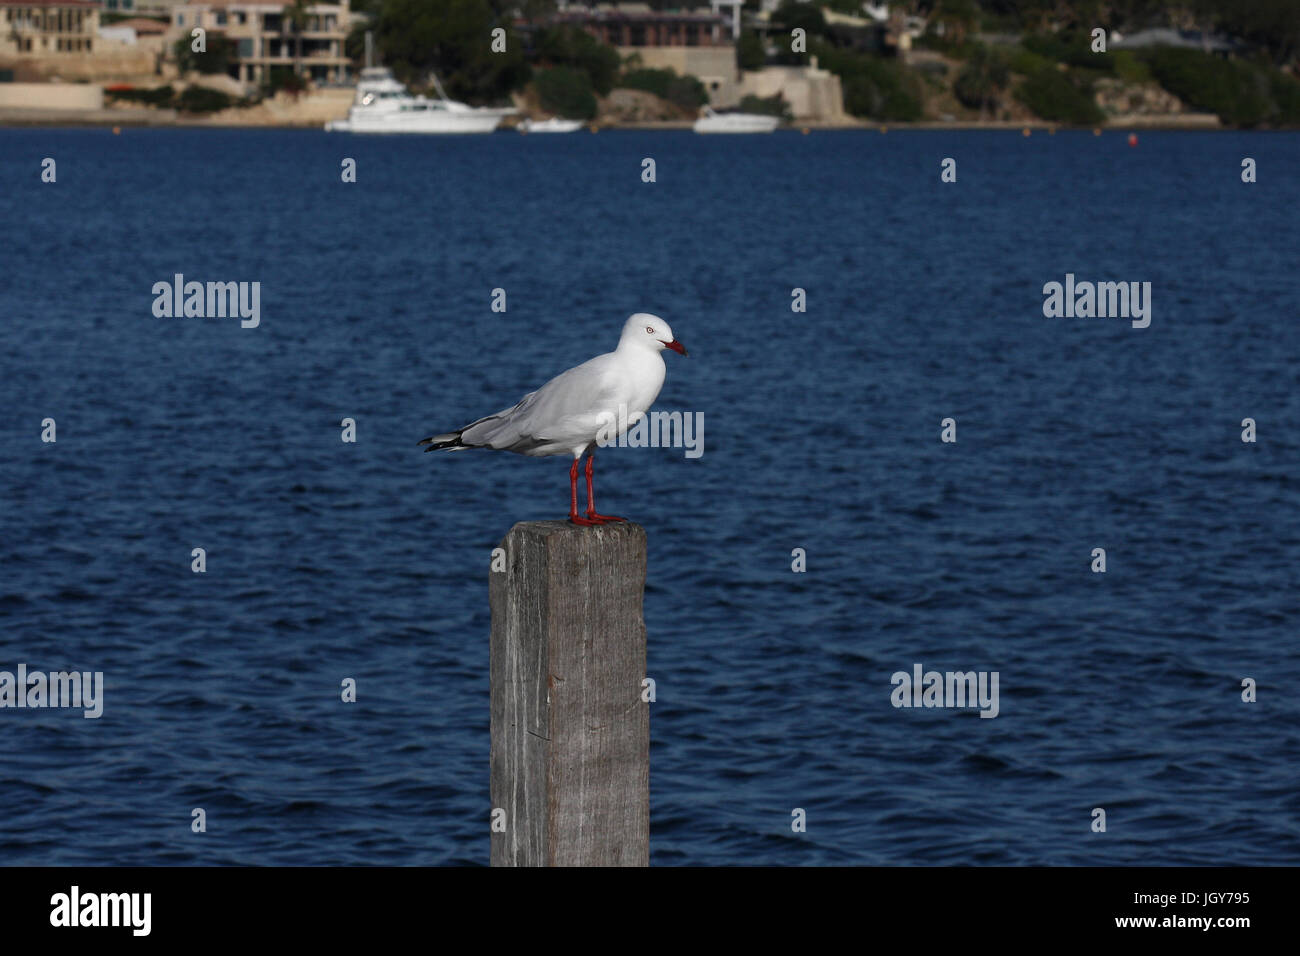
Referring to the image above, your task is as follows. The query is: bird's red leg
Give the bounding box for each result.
[569,457,599,526]
[584,452,625,523]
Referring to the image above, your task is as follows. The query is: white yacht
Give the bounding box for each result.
[693,106,780,134]
[517,117,584,134]
[325,67,515,134]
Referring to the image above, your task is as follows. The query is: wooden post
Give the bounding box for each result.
[490,520,649,866]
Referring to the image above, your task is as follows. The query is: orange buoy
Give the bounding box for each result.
[112,126,121,135]
[1048,126,1055,135]
[801,127,810,135]
[1127,132,1138,147]
[1093,127,1102,136]
[1022,127,1031,137]
[880,125,887,133]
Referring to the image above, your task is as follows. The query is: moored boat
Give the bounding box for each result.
[692,106,780,134]
[517,117,585,133]
[325,67,515,134]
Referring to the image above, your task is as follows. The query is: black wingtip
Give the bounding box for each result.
[419,432,466,452]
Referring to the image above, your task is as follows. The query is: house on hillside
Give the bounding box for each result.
[530,2,742,106]
[1110,28,1246,59]
[166,0,357,85]
[0,0,99,54]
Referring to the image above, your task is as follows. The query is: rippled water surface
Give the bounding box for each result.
[1,127,1298,865]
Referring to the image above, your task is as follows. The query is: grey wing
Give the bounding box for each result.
[457,390,540,449]
[462,360,617,452]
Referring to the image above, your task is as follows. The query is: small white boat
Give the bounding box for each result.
[692,106,780,134]
[518,117,584,134]
[325,67,515,134]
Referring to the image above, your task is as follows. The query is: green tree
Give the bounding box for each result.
[1014,66,1105,125]
[373,0,529,103]
[282,0,311,78]
[534,66,597,119]
[265,64,310,97]
[174,31,235,76]
[815,41,924,121]
[769,2,825,65]
[771,1,826,40]
[739,92,791,120]
[532,25,619,95]
[985,0,1057,33]
[954,44,1010,116]
[1143,47,1276,127]
[1214,0,1300,66]
[619,68,707,113]
[175,85,234,113]
[738,31,766,71]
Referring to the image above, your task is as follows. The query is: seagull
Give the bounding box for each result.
[419,313,688,526]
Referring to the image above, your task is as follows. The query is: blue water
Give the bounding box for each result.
[1,127,1298,865]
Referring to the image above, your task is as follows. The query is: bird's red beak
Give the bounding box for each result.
[663,339,688,357]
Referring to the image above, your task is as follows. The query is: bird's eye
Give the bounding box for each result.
[645,326,654,334]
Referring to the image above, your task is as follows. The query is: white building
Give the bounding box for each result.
[168,0,356,85]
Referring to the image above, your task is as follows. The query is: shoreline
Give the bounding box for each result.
[0,108,1264,132]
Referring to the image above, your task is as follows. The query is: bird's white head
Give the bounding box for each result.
[620,312,688,357]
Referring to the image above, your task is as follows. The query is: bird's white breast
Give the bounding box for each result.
[614,351,667,421]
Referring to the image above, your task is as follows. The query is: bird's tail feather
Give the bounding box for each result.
[418,430,469,452]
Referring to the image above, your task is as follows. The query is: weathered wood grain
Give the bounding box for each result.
[490,520,649,866]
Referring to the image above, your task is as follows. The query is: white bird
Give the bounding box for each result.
[420,313,688,525]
